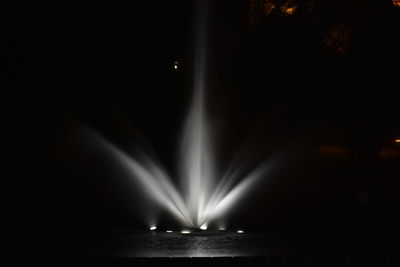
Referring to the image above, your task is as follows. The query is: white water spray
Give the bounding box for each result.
[86,1,277,229]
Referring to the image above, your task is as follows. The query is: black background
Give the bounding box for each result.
[6,0,400,257]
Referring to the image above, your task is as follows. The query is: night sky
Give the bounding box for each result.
[7,0,400,256]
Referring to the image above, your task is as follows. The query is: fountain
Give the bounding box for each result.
[88,85,270,230]
[84,0,277,232]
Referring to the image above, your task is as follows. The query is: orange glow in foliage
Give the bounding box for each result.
[392,0,400,8]
[280,0,297,16]
[264,2,276,15]
[283,6,296,15]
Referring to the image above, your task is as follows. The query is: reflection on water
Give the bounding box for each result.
[90,231,396,259]
[94,232,294,258]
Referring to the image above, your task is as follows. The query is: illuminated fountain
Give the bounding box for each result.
[91,78,270,230]
[87,0,277,232]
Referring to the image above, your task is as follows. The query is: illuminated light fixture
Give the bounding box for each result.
[173,61,179,70]
[237,230,244,234]
[200,224,208,230]
[181,230,190,234]
[166,230,173,233]
[150,226,157,231]
[395,139,400,143]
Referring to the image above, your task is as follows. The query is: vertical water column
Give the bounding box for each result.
[179,0,214,228]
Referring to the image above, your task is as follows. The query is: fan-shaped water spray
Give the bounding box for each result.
[86,0,277,229]
[91,121,271,229]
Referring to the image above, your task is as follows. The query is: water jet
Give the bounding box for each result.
[86,0,276,231]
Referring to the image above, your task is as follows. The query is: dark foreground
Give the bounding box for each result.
[85,256,396,267]
[36,230,399,266]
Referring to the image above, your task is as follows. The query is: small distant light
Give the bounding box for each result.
[219,227,226,231]
[181,230,190,234]
[150,226,157,231]
[166,230,173,233]
[395,139,400,143]
[200,224,207,230]
[237,230,244,234]
[173,61,179,70]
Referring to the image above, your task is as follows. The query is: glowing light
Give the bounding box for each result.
[200,224,207,230]
[395,139,400,143]
[150,226,157,231]
[282,6,296,15]
[392,0,400,8]
[166,230,173,233]
[237,230,244,234]
[173,61,179,70]
[181,230,191,234]
[218,227,226,231]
